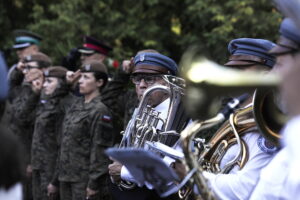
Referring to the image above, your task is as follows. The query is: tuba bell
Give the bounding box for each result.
[119,75,187,149]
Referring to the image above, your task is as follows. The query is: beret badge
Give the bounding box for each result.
[26,55,32,61]
[85,64,91,71]
[44,70,49,76]
[140,54,145,62]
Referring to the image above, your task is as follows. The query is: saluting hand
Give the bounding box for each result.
[122,58,134,74]
[24,68,44,93]
[31,77,44,94]
[16,61,26,71]
[66,70,81,84]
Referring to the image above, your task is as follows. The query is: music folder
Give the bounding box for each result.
[106,147,180,197]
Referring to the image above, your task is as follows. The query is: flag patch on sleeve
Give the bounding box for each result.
[101,115,112,122]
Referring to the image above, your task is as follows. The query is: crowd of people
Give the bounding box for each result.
[1,2,300,200]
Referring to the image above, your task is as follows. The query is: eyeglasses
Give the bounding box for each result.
[24,64,39,70]
[21,64,38,72]
[131,74,162,85]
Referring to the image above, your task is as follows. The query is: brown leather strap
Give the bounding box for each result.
[277,36,300,50]
[229,55,267,64]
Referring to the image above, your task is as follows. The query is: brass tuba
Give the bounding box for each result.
[115,74,189,190]
[179,57,282,200]
[119,75,187,149]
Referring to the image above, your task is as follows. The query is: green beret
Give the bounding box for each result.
[80,60,108,74]
[22,52,52,68]
[44,66,67,79]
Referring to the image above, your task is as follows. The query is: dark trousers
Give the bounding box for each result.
[23,175,33,200]
[109,181,179,200]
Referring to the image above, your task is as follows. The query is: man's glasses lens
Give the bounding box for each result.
[131,75,160,85]
[25,65,38,70]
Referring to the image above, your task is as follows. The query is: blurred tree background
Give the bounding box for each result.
[1,0,282,67]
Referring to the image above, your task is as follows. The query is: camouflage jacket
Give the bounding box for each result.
[31,92,69,174]
[58,95,114,190]
[7,69,37,165]
[101,70,138,142]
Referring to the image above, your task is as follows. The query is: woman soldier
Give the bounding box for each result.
[57,60,114,200]
[30,66,69,200]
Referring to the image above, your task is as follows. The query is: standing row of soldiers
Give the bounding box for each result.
[2,32,137,200]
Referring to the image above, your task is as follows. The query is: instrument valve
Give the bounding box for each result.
[193,138,206,151]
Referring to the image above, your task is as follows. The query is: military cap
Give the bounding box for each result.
[78,36,112,56]
[13,29,42,49]
[133,52,178,75]
[22,52,52,68]
[44,66,68,79]
[80,60,108,74]
[225,38,276,68]
[269,18,300,55]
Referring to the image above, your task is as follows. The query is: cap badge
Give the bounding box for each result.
[26,55,32,61]
[44,70,49,76]
[85,64,91,71]
[140,54,145,62]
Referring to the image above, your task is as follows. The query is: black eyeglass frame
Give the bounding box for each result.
[130,73,164,85]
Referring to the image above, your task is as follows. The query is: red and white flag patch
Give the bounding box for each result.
[101,115,112,122]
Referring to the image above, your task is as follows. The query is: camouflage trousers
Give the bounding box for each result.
[59,181,112,200]
[32,169,59,200]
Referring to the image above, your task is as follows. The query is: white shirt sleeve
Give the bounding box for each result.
[120,155,176,189]
[120,166,140,184]
[0,183,23,200]
[282,116,300,199]
[250,116,300,200]
[249,148,290,200]
[203,132,276,200]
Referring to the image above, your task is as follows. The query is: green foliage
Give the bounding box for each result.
[180,0,281,63]
[1,0,282,66]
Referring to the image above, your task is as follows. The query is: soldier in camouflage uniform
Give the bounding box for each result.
[57,60,114,200]
[29,66,69,200]
[100,64,138,143]
[8,52,52,200]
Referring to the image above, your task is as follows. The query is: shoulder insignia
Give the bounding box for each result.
[257,135,277,154]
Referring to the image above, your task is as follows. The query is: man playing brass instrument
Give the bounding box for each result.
[250,17,300,199]
[108,52,188,200]
[174,38,279,200]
